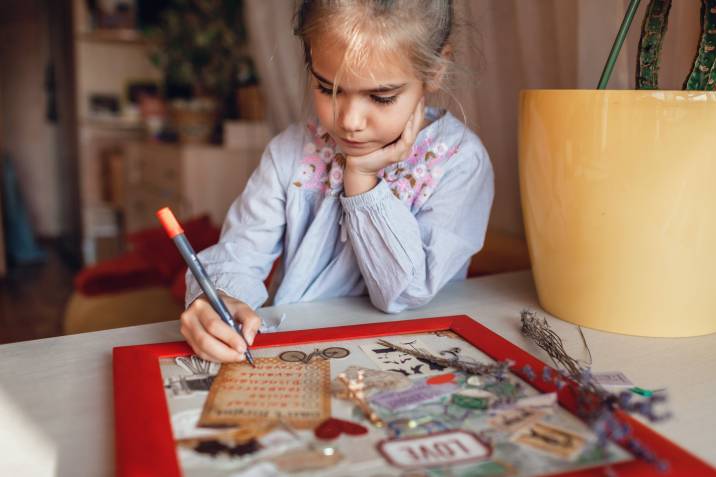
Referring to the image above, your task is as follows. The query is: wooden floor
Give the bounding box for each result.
[0,241,79,345]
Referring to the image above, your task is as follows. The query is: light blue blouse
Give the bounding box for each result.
[186,108,494,314]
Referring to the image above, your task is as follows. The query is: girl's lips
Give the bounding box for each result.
[341,137,368,146]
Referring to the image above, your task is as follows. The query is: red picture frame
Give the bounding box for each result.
[113,315,714,477]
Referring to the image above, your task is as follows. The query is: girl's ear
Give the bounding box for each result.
[425,44,453,93]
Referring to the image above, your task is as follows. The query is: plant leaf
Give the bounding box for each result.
[684,0,716,90]
[636,0,672,90]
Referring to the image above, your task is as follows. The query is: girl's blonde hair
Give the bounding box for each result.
[293,0,454,88]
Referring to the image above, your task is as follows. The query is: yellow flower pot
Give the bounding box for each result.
[519,90,716,337]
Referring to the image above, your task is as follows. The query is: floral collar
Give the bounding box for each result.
[292,112,458,209]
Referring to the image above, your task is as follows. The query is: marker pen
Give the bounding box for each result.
[156,207,256,367]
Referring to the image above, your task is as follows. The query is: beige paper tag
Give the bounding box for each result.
[512,421,587,461]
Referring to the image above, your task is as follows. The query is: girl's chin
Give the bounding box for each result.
[336,140,382,156]
[343,145,383,156]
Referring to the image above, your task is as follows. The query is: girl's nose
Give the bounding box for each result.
[338,97,366,133]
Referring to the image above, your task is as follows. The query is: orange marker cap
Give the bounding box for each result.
[156,207,184,239]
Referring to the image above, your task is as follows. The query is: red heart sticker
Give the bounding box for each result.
[340,419,368,435]
[314,418,368,440]
[427,373,456,385]
[314,418,341,439]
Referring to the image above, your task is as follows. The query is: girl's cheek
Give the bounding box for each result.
[312,96,329,121]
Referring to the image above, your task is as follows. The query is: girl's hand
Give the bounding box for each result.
[180,294,261,363]
[343,98,425,196]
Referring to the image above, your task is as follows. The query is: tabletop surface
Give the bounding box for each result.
[1,271,714,476]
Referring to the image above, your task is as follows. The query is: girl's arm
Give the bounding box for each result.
[185,143,287,309]
[340,140,494,313]
[181,135,290,362]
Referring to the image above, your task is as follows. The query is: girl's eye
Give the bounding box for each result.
[317,83,336,95]
[316,82,397,106]
[370,95,398,106]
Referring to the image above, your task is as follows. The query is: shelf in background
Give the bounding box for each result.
[77,29,147,45]
[81,116,145,132]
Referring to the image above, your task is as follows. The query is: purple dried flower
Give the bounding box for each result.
[618,391,632,408]
[611,421,629,440]
[521,364,536,380]
[656,459,670,473]
[579,368,593,384]
[624,438,667,471]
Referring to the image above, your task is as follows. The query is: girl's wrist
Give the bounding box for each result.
[343,167,378,197]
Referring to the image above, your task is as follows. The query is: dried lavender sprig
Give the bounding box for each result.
[520,309,672,472]
[520,310,585,378]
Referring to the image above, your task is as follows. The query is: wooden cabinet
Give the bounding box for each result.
[122,142,265,234]
[81,135,267,264]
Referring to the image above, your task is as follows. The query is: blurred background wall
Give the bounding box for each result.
[1,0,62,236]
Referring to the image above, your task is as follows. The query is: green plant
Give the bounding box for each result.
[144,0,247,100]
[636,0,716,90]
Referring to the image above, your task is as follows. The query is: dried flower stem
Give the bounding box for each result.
[375,339,512,378]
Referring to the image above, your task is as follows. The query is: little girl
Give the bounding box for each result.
[181,0,494,363]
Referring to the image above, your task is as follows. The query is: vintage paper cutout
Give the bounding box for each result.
[198,358,330,429]
[488,408,545,434]
[591,371,634,388]
[433,330,461,339]
[176,420,277,448]
[378,430,491,469]
[334,370,386,427]
[272,448,344,473]
[514,392,557,410]
[512,421,588,461]
[360,338,447,377]
[331,366,412,397]
[452,389,496,409]
[190,438,261,458]
[371,380,459,411]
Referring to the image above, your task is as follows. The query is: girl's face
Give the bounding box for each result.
[310,34,426,156]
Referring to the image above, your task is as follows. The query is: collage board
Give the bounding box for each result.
[157,330,631,476]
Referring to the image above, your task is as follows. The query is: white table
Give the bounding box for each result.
[1,271,714,476]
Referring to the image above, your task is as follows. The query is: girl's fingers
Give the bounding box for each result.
[414,98,425,133]
[197,308,249,354]
[237,308,262,345]
[196,328,245,362]
[224,300,262,345]
[181,312,245,362]
[180,325,220,363]
[180,298,250,362]
[393,99,424,159]
[404,99,425,145]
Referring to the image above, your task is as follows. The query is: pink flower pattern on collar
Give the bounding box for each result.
[292,120,458,209]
